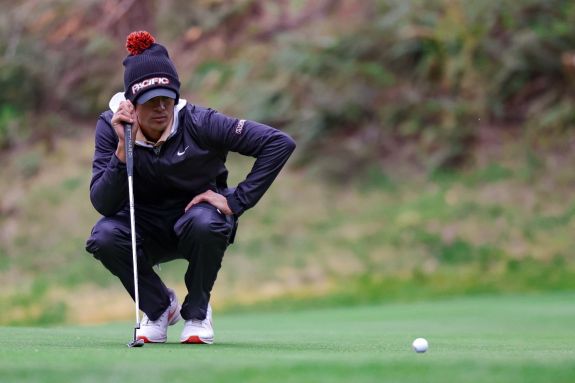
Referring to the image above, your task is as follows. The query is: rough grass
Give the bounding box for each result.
[0,293,574,383]
[1,131,575,324]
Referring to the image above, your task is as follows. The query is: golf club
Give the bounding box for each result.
[124,122,144,348]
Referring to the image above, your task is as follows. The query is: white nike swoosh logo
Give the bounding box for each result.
[177,146,189,156]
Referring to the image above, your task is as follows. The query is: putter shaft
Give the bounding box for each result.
[124,123,142,348]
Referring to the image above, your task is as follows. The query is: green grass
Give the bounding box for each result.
[0,293,574,383]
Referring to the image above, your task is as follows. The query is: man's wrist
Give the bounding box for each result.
[226,194,244,217]
[115,145,126,163]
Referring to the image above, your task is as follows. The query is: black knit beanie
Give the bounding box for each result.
[123,31,180,104]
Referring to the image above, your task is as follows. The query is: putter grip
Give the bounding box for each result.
[123,123,134,177]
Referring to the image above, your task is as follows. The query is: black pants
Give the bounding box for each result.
[85,202,236,321]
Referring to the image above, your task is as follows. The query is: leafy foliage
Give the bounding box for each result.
[198,0,575,175]
[2,0,575,325]
[2,0,574,169]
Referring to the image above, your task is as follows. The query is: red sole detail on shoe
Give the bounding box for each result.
[137,336,167,343]
[137,336,152,343]
[181,336,208,344]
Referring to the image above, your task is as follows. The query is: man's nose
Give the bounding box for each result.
[157,98,166,110]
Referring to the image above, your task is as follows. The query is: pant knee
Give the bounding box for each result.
[174,206,231,241]
[86,218,129,257]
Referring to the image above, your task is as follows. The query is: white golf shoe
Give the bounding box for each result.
[136,288,181,343]
[180,304,214,344]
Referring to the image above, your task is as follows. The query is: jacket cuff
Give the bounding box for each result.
[226,193,245,217]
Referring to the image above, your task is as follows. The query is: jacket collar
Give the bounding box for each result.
[108,92,187,148]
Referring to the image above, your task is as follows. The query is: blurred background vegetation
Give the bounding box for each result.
[1,0,574,325]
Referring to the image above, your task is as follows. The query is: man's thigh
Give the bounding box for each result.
[135,206,183,265]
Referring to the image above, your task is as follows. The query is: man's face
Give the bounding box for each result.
[135,96,175,137]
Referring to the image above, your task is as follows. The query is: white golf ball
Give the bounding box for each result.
[412,337,428,353]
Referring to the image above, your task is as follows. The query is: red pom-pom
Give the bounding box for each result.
[126,31,155,55]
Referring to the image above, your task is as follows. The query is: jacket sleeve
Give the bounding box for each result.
[89,113,128,216]
[198,109,296,217]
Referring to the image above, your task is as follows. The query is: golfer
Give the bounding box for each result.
[86,31,295,344]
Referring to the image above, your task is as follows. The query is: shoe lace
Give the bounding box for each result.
[189,317,211,328]
[141,315,158,327]
[142,306,171,327]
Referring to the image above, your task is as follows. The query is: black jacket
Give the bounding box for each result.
[89,102,296,217]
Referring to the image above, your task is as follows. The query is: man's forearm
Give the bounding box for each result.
[90,154,129,216]
[227,131,296,216]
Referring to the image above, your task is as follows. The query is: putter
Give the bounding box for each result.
[124,122,144,348]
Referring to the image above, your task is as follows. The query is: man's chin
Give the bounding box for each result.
[140,124,169,142]
[149,122,169,133]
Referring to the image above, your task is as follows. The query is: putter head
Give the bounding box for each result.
[127,338,145,348]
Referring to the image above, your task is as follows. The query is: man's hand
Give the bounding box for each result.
[111,100,139,163]
[185,190,233,216]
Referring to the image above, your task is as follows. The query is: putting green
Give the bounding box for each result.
[0,293,574,382]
